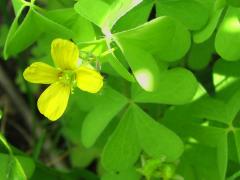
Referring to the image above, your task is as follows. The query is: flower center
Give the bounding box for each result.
[58,70,76,87]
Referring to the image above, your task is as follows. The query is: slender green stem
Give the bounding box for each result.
[33,130,46,160]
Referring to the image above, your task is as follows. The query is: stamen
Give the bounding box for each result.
[58,70,77,88]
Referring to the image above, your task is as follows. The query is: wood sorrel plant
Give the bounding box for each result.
[1,0,240,179]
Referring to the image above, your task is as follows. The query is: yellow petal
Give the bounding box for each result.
[51,39,79,70]
[37,82,71,121]
[23,62,60,84]
[76,67,104,93]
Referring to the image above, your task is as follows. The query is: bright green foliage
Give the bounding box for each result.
[215,7,240,61]
[11,0,25,15]
[193,0,225,43]
[112,1,153,32]
[156,0,209,30]
[116,39,162,91]
[4,6,73,58]
[74,0,143,32]
[102,104,183,171]
[115,16,191,62]
[132,68,198,104]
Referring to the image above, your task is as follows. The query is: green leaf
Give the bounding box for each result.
[228,171,240,180]
[156,0,209,30]
[4,9,43,58]
[226,89,240,122]
[162,106,227,147]
[16,155,35,179]
[43,8,96,42]
[43,8,77,25]
[4,8,73,58]
[233,129,240,162]
[113,1,153,32]
[3,5,25,59]
[74,0,110,28]
[6,157,26,180]
[78,39,108,57]
[133,104,184,161]
[215,7,240,61]
[78,39,135,82]
[115,16,191,62]
[185,124,227,147]
[214,59,240,77]
[34,9,73,38]
[213,59,240,97]
[11,0,25,15]
[188,37,214,70]
[0,153,35,179]
[102,103,184,171]
[227,0,240,7]
[81,87,128,148]
[180,144,223,179]
[115,39,162,91]
[132,68,198,105]
[71,15,96,42]
[61,109,86,144]
[217,136,228,180]
[190,97,230,125]
[104,0,144,30]
[102,106,141,171]
[74,0,143,31]
[107,54,135,82]
[228,131,240,164]
[70,145,99,168]
[194,7,223,43]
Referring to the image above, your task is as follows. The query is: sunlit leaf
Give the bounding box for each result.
[74,0,143,32]
[156,0,209,30]
[132,68,198,104]
[116,39,162,91]
[115,16,191,62]
[215,7,240,61]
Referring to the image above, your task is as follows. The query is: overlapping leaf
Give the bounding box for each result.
[102,104,184,171]
[114,16,191,62]
[74,0,143,32]
[81,87,128,147]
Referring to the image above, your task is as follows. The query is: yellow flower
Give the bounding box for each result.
[23,39,103,121]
